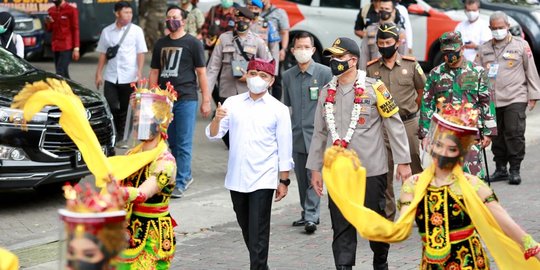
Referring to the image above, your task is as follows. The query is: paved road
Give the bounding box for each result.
[1,53,540,269]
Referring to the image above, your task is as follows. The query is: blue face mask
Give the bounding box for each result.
[0,17,12,34]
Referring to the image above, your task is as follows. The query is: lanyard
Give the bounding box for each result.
[492,35,512,62]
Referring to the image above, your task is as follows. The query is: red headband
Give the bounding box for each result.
[247,58,276,76]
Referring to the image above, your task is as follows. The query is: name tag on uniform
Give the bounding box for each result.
[487,63,499,78]
[244,45,256,54]
[309,87,319,101]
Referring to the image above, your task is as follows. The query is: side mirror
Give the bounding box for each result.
[408,4,428,16]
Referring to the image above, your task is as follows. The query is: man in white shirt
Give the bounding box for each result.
[206,58,294,270]
[395,0,412,55]
[454,0,491,62]
[95,1,147,142]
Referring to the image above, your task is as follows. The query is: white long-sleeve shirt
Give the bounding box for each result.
[206,92,294,193]
[396,4,413,51]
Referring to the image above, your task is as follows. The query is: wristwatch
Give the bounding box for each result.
[279,179,291,186]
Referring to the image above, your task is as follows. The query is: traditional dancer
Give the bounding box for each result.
[323,102,540,269]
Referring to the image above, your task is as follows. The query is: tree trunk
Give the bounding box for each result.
[139,0,167,51]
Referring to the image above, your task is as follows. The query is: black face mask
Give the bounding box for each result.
[444,50,461,65]
[432,152,460,170]
[235,20,250,33]
[166,19,182,33]
[380,10,392,21]
[67,259,106,270]
[253,12,260,17]
[329,58,351,76]
[378,44,398,59]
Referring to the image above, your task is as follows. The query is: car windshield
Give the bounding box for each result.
[421,0,464,10]
[486,0,539,5]
[0,47,36,77]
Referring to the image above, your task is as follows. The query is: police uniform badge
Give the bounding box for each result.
[372,80,398,117]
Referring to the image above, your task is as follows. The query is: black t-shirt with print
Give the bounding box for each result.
[150,34,205,101]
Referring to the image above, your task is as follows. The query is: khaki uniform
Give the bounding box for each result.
[475,35,540,172]
[366,54,426,220]
[250,17,280,75]
[306,70,410,267]
[359,23,407,70]
[207,30,271,98]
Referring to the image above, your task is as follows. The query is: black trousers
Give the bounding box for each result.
[54,50,72,79]
[104,81,133,141]
[230,189,274,270]
[492,102,527,170]
[328,173,389,270]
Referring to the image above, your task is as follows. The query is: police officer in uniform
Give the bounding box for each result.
[366,22,425,221]
[206,6,272,148]
[247,0,280,76]
[307,37,412,270]
[359,0,406,70]
[476,11,540,185]
[419,31,497,181]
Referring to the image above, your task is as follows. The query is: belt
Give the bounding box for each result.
[400,112,417,121]
[132,204,170,218]
[421,226,475,243]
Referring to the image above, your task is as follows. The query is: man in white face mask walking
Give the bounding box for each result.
[282,32,332,233]
[476,11,540,185]
[206,58,294,270]
[454,0,491,62]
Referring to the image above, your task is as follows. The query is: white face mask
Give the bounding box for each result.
[465,10,479,22]
[293,48,313,64]
[492,29,508,41]
[247,76,269,94]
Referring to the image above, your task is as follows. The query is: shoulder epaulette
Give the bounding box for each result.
[367,58,379,67]
[402,55,416,61]
[365,76,378,84]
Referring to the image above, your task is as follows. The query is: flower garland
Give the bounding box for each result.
[324,70,366,148]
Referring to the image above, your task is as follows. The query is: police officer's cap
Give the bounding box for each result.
[235,6,255,20]
[440,31,463,51]
[323,37,360,57]
[377,22,400,41]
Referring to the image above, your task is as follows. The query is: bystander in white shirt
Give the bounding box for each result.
[396,3,413,54]
[455,17,492,62]
[206,92,294,193]
[96,23,147,83]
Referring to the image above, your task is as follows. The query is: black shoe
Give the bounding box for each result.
[304,221,317,233]
[509,170,521,185]
[292,218,306,226]
[490,167,509,182]
[336,266,352,270]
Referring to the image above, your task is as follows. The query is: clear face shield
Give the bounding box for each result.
[122,93,172,147]
[425,113,479,169]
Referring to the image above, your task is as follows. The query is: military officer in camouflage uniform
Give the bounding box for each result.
[419,31,497,180]
[359,0,407,70]
[307,37,412,270]
[475,11,540,185]
[206,6,271,147]
[366,22,425,221]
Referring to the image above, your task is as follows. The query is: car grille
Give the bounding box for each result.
[41,102,113,157]
[14,19,34,32]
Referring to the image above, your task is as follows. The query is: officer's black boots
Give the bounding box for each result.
[490,165,509,182]
[509,165,522,185]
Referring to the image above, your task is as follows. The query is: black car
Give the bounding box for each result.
[0,47,116,189]
[479,0,540,70]
[0,6,45,60]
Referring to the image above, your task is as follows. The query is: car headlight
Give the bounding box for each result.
[0,145,28,161]
[0,107,47,125]
[33,18,42,30]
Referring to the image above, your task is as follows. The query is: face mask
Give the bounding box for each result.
[465,10,479,22]
[0,17,12,34]
[67,259,106,270]
[247,76,270,94]
[235,20,250,33]
[221,0,234,8]
[432,152,460,170]
[293,48,313,64]
[166,19,182,33]
[378,44,397,59]
[53,0,62,5]
[492,29,508,41]
[444,50,461,65]
[380,10,392,21]
[329,58,351,76]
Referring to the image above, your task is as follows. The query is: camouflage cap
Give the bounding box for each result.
[439,31,463,51]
